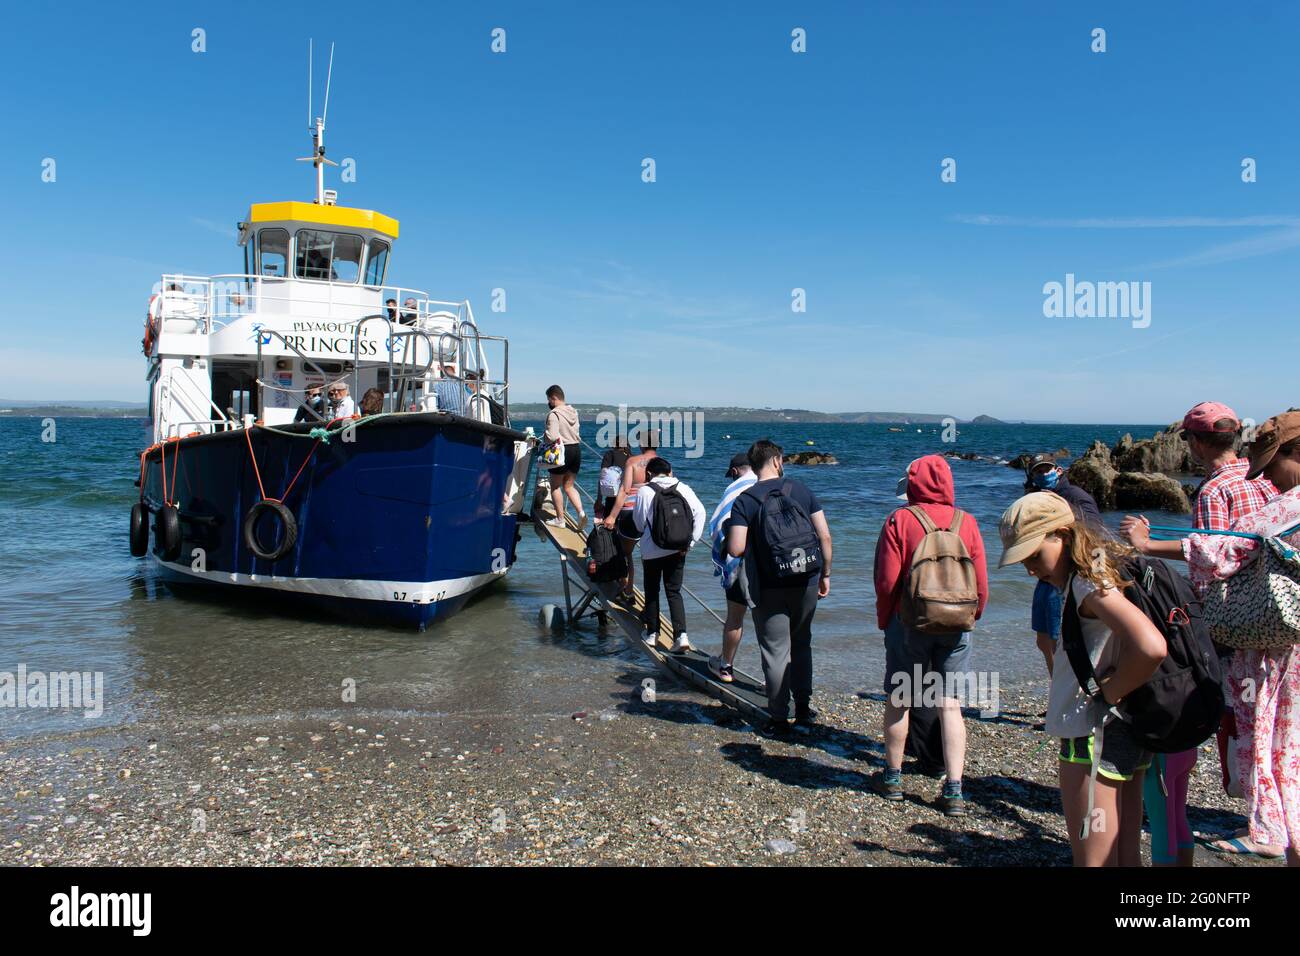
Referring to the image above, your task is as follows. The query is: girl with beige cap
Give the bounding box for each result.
[999,492,1167,866]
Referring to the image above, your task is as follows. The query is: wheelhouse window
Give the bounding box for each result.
[257,229,289,277]
[295,229,363,282]
[364,239,390,286]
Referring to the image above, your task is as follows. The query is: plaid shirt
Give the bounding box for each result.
[1183,458,1277,592]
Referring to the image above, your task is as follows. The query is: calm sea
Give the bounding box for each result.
[0,416,1189,739]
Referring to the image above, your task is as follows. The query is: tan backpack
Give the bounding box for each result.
[900,506,979,633]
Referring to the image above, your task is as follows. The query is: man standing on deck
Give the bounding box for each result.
[725,439,832,737]
[707,453,757,683]
[602,428,660,600]
[434,365,469,416]
[326,382,355,419]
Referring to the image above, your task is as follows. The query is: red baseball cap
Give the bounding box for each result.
[1181,401,1239,434]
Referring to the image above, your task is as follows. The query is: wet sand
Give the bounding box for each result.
[0,676,1276,867]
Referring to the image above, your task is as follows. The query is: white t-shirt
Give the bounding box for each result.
[1044,575,1118,738]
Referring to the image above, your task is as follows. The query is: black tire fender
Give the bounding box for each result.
[156,504,183,561]
[242,500,298,562]
[130,502,149,557]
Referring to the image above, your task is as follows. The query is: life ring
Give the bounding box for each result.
[142,294,162,356]
[129,502,149,557]
[242,500,298,562]
[156,503,183,561]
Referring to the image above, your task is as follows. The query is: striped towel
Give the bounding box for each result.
[709,474,757,588]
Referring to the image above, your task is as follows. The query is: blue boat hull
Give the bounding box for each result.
[138,413,529,629]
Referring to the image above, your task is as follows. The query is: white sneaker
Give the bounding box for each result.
[575,512,588,531]
[643,631,659,648]
[545,517,565,528]
[671,634,693,654]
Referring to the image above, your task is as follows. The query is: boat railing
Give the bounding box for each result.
[350,315,438,414]
[156,273,446,334]
[427,328,511,424]
[253,328,354,417]
[166,419,238,440]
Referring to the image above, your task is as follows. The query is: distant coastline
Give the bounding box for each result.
[511,403,1017,425]
[0,406,147,419]
[0,400,1077,425]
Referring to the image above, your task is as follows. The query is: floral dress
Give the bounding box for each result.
[1186,486,1300,849]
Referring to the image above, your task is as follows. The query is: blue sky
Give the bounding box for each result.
[1,1,1296,423]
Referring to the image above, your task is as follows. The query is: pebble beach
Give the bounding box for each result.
[1,680,1276,867]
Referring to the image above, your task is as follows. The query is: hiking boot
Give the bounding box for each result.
[759,719,794,739]
[878,769,903,802]
[708,655,734,683]
[941,782,967,817]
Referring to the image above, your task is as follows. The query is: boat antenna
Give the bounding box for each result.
[297,40,338,204]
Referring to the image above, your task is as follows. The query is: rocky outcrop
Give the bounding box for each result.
[783,451,839,465]
[1110,425,1193,474]
[1113,473,1192,514]
[1066,442,1121,509]
[1065,432,1192,513]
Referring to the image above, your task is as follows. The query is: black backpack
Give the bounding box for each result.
[585,525,627,582]
[746,480,822,581]
[649,481,694,550]
[1062,555,1224,753]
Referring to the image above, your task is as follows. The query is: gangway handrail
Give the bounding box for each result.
[538,439,727,629]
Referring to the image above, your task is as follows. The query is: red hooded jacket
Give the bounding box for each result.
[873,454,989,631]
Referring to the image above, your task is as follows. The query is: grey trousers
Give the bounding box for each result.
[751,579,819,719]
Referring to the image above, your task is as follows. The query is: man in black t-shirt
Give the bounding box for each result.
[725,439,833,735]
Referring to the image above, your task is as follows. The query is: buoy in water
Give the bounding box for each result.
[539,603,565,632]
[805,440,815,445]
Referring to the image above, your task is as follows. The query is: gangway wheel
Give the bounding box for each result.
[538,603,566,633]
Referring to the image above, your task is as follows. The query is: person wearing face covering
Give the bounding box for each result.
[1021,454,1102,678]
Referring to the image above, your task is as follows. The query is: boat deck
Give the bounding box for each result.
[531,505,771,725]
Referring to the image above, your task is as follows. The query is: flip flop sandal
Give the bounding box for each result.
[1202,836,1284,859]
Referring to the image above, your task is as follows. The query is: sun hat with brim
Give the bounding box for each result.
[998,492,1077,568]
[1246,411,1300,479]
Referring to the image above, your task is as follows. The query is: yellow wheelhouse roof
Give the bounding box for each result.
[248,201,399,239]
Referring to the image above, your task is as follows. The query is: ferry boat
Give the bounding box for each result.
[129,114,534,629]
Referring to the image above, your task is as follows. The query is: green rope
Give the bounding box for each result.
[257,413,393,441]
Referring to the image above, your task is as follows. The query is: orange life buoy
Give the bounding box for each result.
[142,294,162,355]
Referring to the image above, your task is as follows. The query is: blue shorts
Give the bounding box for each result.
[883,614,973,703]
[1031,578,1063,640]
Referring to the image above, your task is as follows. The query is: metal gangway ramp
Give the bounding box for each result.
[531,471,772,726]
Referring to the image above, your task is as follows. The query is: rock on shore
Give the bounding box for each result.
[1066,428,1193,513]
[783,452,838,465]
